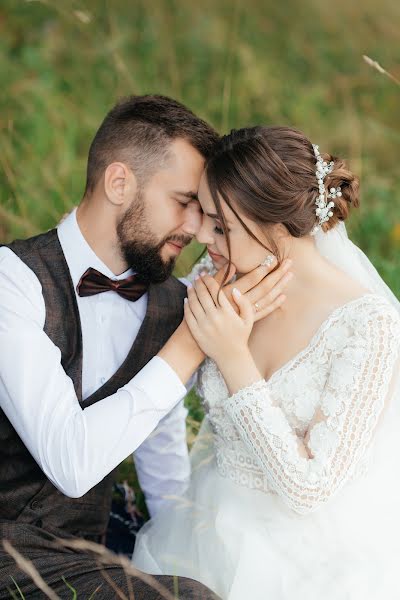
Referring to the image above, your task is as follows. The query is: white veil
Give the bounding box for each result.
[314,222,400,315]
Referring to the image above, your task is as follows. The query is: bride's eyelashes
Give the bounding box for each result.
[213,220,229,235]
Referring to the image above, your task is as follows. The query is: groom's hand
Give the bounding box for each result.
[214,258,293,322]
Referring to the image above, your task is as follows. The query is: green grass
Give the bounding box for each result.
[1,0,399,292]
[1,0,399,524]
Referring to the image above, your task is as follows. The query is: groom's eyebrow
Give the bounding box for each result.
[174,190,199,200]
[174,191,198,201]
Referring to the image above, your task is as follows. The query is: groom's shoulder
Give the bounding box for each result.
[1,229,59,259]
[0,244,44,308]
[0,230,63,298]
[162,274,187,296]
[151,276,186,318]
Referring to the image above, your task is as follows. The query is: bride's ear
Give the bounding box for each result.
[259,222,289,254]
[269,222,289,240]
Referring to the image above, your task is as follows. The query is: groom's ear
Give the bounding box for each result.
[104,162,138,206]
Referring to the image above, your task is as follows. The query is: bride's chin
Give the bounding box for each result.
[210,256,229,270]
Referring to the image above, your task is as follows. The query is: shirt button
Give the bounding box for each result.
[100,377,106,384]
[30,500,42,510]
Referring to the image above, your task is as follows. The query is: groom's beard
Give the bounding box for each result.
[117,196,192,283]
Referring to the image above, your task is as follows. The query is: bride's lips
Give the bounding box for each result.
[207,248,224,261]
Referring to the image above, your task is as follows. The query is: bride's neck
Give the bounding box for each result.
[277,235,343,313]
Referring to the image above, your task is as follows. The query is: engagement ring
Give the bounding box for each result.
[261,255,274,267]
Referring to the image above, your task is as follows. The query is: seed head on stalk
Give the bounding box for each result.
[363,55,400,86]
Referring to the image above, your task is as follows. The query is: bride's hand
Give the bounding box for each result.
[184,273,254,363]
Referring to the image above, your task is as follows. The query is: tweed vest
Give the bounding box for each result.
[0,229,186,539]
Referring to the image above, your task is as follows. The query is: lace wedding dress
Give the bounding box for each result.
[133,227,400,599]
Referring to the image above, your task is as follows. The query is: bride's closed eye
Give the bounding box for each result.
[214,219,230,235]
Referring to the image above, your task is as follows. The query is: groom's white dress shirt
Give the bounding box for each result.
[0,209,190,517]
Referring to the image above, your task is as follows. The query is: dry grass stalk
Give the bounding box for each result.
[363,55,400,86]
[97,568,129,600]
[2,540,60,600]
[56,538,176,600]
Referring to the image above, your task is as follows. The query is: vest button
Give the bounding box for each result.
[30,500,42,510]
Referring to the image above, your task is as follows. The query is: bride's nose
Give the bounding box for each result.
[196,215,215,245]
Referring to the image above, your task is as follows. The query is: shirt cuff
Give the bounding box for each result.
[122,356,187,412]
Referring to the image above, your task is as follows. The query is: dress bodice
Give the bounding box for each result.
[197,294,400,513]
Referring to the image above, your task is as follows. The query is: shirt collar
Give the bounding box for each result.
[57,208,134,290]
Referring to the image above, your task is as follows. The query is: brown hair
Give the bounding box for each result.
[84,94,219,195]
[205,126,359,281]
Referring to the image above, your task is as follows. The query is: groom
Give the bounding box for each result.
[0,95,283,599]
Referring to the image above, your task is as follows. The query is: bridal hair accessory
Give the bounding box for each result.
[311,144,341,235]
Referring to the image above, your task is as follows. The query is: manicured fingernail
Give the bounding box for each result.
[187,282,193,289]
[200,271,207,277]
[195,275,200,281]
[232,287,241,297]
[184,297,188,303]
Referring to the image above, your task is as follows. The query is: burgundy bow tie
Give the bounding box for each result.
[77,267,149,302]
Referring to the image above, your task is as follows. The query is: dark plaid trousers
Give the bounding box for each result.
[0,522,220,600]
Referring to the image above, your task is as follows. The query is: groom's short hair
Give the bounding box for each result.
[84,95,218,195]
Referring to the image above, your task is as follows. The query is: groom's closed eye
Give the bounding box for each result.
[173,191,199,206]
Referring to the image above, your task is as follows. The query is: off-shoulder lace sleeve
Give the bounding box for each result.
[225,299,400,514]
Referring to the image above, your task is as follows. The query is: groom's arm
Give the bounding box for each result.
[132,276,199,517]
[0,248,192,498]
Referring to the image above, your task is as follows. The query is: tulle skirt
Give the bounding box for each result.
[133,416,400,600]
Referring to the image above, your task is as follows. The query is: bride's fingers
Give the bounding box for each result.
[249,270,293,316]
[232,288,255,327]
[213,263,236,286]
[254,293,286,322]
[245,259,292,306]
[199,274,239,316]
[193,276,218,313]
[184,297,200,336]
[187,284,206,321]
[199,274,222,307]
[213,285,237,314]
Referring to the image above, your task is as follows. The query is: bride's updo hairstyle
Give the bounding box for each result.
[205,126,359,273]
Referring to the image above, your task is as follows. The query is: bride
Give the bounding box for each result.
[133,126,400,599]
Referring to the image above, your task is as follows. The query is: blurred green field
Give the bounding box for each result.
[1,0,400,520]
[1,0,399,295]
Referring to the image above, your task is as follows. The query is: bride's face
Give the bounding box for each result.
[196,173,273,274]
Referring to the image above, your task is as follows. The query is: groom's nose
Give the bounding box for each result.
[181,201,203,236]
